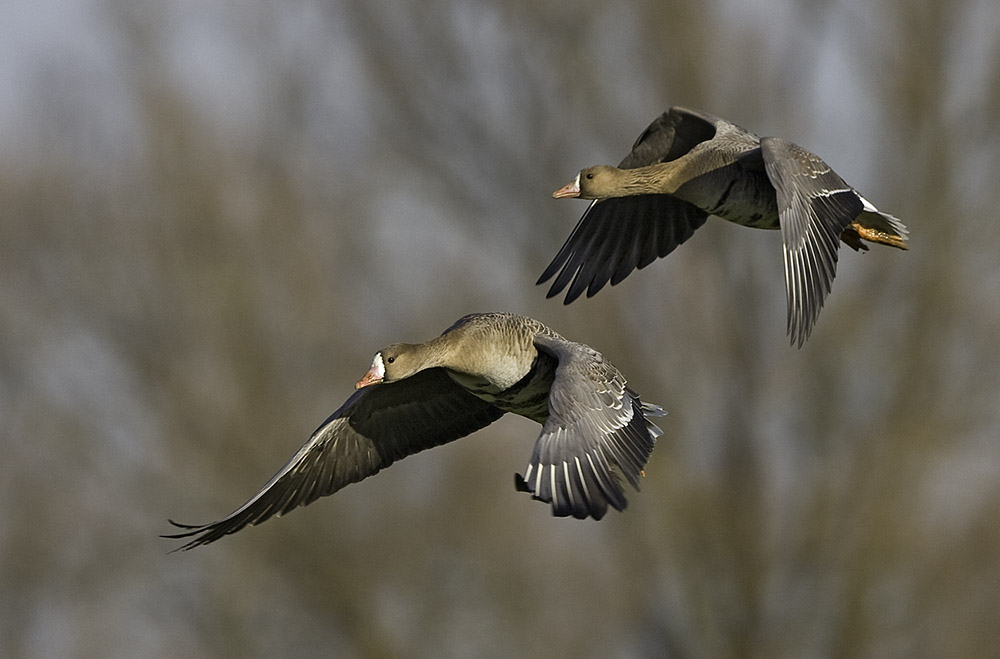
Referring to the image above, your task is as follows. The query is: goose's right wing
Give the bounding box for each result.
[539,107,721,303]
[164,368,505,550]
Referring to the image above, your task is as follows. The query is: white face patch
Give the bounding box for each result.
[573,172,581,188]
[370,352,386,380]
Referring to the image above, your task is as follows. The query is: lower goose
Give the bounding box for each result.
[539,106,909,347]
[165,312,665,550]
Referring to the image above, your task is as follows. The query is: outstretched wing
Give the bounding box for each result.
[761,136,862,347]
[515,335,665,520]
[164,368,505,550]
[537,195,708,303]
[539,107,719,303]
[620,106,721,168]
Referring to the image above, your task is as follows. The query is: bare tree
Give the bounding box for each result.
[2,0,999,657]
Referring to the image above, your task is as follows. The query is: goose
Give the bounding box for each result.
[164,312,665,550]
[538,106,909,347]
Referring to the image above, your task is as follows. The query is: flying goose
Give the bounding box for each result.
[165,313,665,550]
[539,106,909,347]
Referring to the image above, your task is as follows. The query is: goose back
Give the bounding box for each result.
[439,313,560,423]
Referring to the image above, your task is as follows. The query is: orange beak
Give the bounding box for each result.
[355,353,385,389]
[552,175,581,199]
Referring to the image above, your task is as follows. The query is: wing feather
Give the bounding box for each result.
[515,335,665,520]
[539,108,718,303]
[164,368,505,549]
[762,137,862,347]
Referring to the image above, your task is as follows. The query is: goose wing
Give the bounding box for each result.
[515,335,664,520]
[761,136,863,347]
[164,368,505,549]
[539,107,721,303]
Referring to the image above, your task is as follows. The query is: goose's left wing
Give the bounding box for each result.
[761,136,862,347]
[515,335,665,520]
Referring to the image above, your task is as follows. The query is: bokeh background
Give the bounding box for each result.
[4,0,1000,657]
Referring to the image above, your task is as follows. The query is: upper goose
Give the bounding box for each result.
[165,312,664,550]
[538,106,909,347]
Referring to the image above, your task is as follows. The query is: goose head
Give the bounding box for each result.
[355,343,425,388]
[553,166,626,200]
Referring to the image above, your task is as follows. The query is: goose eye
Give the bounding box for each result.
[386,356,395,364]
[585,172,594,180]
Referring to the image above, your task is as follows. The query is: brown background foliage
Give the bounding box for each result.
[3,0,999,657]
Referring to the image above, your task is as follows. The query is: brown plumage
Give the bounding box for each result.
[540,106,909,347]
[164,313,665,550]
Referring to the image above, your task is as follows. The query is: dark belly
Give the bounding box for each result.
[676,169,780,230]
[459,353,555,424]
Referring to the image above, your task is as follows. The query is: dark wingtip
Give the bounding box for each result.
[562,289,583,305]
[513,473,550,504]
[788,326,811,349]
[536,245,571,288]
[166,518,202,530]
[537,266,580,304]
[161,519,211,552]
[586,506,607,521]
[538,279,577,304]
[585,280,607,299]
[543,278,583,305]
